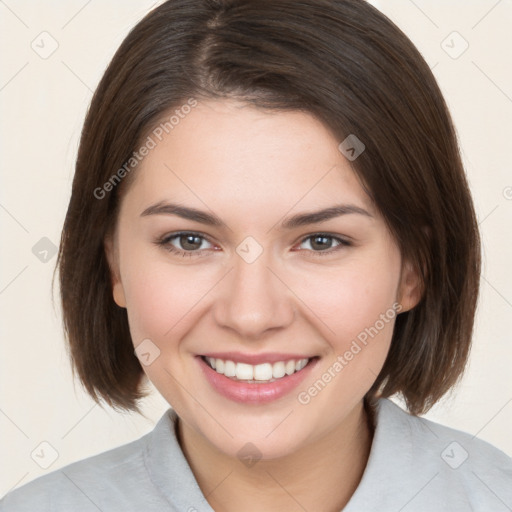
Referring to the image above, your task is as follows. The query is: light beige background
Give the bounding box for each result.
[1,0,511,496]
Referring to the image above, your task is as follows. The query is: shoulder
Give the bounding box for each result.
[364,398,512,511]
[384,398,512,469]
[0,415,170,512]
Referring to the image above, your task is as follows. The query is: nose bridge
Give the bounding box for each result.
[213,240,294,337]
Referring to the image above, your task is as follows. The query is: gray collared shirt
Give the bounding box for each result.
[2,399,511,511]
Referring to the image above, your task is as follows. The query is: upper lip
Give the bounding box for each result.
[200,352,316,365]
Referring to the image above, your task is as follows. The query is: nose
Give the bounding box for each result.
[213,249,296,339]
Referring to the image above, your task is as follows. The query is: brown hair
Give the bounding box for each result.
[56,0,480,415]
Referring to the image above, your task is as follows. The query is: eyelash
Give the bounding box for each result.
[154,231,352,258]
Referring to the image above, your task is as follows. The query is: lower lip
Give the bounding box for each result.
[197,356,318,404]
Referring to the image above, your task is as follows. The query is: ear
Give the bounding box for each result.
[396,259,423,313]
[104,234,127,308]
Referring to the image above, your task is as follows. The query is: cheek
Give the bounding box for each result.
[119,248,212,346]
[293,256,401,416]
[292,251,401,344]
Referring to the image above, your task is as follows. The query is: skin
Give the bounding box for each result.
[105,99,421,511]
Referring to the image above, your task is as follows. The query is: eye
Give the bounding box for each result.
[155,231,351,259]
[296,233,351,256]
[155,231,216,257]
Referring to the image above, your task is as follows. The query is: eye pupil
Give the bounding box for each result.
[311,235,332,250]
[181,234,202,250]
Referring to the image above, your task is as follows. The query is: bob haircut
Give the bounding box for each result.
[56,0,480,416]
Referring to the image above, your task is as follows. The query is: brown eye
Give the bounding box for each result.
[178,234,204,251]
[155,231,215,257]
[310,235,335,251]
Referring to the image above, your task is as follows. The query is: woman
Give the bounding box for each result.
[2,0,510,510]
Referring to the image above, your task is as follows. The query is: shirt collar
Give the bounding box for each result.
[144,408,215,511]
[343,398,415,511]
[144,398,413,511]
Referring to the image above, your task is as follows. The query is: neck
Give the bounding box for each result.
[177,399,375,512]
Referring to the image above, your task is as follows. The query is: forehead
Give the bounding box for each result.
[123,99,375,219]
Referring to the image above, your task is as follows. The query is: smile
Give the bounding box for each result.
[197,353,319,404]
[203,356,310,383]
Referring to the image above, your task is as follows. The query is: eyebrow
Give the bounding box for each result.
[140,201,373,229]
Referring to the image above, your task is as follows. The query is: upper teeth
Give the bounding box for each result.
[206,357,310,381]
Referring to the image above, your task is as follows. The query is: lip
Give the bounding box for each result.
[197,355,319,404]
[200,351,316,365]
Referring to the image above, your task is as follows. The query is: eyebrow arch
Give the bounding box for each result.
[278,204,373,229]
[140,201,227,228]
[140,201,373,230]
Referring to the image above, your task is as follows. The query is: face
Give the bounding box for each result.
[106,99,420,460]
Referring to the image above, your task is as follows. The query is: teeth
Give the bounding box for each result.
[273,361,286,379]
[254,363,272,381]
[236,362,254,380]
[296,359,307,371]
[204,357,310,382]
[224,359,236,377]
[285,360,295,375]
